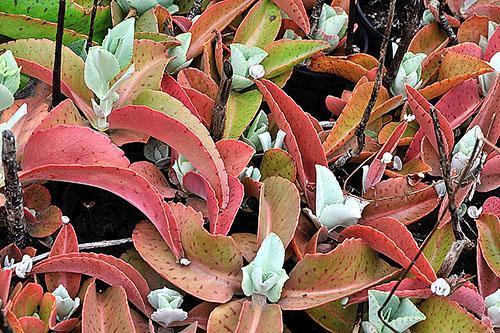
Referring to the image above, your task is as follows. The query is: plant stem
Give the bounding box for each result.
[436,240,467,277]
[437,0,457,44]
[344,0,357,55]
[383,0,422,88]
[210,60,232,141]
[2,130,27,248]
[51,0,66,109]
[85,0,100,53]
[308,0,326,39]
[333,0,397,170]
[187,0,204,19]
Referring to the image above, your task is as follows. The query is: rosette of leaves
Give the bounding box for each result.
[313,4,348,52]
[84,18,135,130]
[390,52,427,96]
[166,33,193,74]
[0,50,21,111]
[148,287,188,327]
[116,0,179,15]
[242,110,286,153]
[315,165,369,230]
[362,290,426,333]
[450,125,484,174]
[230,43,268,91]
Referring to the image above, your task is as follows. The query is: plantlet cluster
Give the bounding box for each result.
[0,0,498,332]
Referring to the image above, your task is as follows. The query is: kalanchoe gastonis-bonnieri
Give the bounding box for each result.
[239,166,262,181]
[241,233,289,303]
[117,0,179,15]
[0,50,21,111]
[485,289,500,328]
[230,44,268,91]
[313,4,348,52]
[52,284,80,322]
[0,103,27,187]
[315,165,368,230]
[361,290,426,333]
[167,33,193,74]
[85,18,136,130]
[148,287,188,327]
[172,154,196,186]
[242,110,286,153]
[450,125,484,175]
[390,52,427,96]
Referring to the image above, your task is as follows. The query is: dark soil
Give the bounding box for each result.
[359,0,414,39]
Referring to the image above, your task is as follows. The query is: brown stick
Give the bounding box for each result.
[383,0,423,88]
[436,240,467,277]
[344,0,357,55]
[210,60,233,141]
[2,130,27,248]
[51,0,66,109]
[308,0,326,39]
[333,0,397,170]
[437,0,457,44]
[85,0,100,53]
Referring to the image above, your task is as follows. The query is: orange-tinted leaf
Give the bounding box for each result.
[409,23,448,55]
[457,15,490,44]
[216,139,255,178]
[234,301,283,332]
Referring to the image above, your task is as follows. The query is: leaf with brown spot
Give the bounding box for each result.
[308,55,373,82]
[409,22,448,55]
[207,300,245,333]
[234,300,283,333]
[178,67,219,100]
[458,15,490,44]
[260,148,296,182]
[232,233,258,262]
[216,139,255,178]
[476,213,500,276]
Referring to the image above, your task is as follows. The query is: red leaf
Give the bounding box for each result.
[178,68,218,100]
[0,269,12,309]
[160,73,200,119]
[34,99,84,133]
[23,125,129,171]
[273,0,310,34]
[82,281,136,332]
[182,87,214,127]
[20,165,184,260]
[485,24,500,61]
[482,196,500,216]
[45,224,81,298]
[478,154,500,193]
[216,139,255,178]
[109,105,229,209]
[33,253,151,314]
[130,161,177,199]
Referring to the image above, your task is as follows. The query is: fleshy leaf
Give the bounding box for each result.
[260,148,297,181]
[409,22,448,55]
[422,223,455,273]
[279,238,395,310]
[133,203,243,303]
[235,301,283,332]
[130,161,177,199]
[306,300,357,333]
[178,67,218,100]
[272,0,310,34]
[216,139,255,178]
[477,154,500,192]
[308,54,378,82]
[476,213,500,276]
[257,177,300,248]
[224,89,263,139]
[207,300,245,332]
[82,281,136,332]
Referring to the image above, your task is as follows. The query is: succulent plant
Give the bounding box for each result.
[391,52,427,96]
[450,125,484,175]
[241,233,289,303]
[242,110,269,151]
[239,166,262,181]
[84,18,136,130]
[362,290,426,333]
[315,164,368,230]
[172,154,196,185]
[313,4,348,52]
[166,33,193,74]
[230,43,268,91]
[52,284,80,322]
[117,0,179,15]
[0,50,21,111]
[485,289,500,328]
[148,287,188,327]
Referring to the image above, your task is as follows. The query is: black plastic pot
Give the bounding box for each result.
[283,28,368,121]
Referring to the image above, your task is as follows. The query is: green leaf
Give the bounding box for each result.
[413,297,491,333]
[167,32,192,74]
[233,0,281,49]
[422,223,455,272]
[223,89,262,139]
[260,148,296,181]
[0,84,14,111]
[477,213,500,276]
[102,17,135,69]
[306,300,358,333]
[261,39,329,78]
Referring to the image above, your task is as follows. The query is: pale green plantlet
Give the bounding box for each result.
[0,50,21,111]
[241,233,289,303]
[52,284,80,322]
[148,287,188,327]
[361,290,426,333]
[242,110,269,152]
[84,18,135,130]
[230,44,268,91]
[450,125,483,174]
[485,289,500,328]
[313,4,348,52]
[0,103,27,187]
[117,0,179,15]
[390,52,427,96]
[167,33,193,74]
[420,9,435,25]
[239,166,261,181]
[172,154,196,186]
[315,164,368,230]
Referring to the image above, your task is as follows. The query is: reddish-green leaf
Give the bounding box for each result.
[216,139,255,178]
[234,300,283,333]
[260,148,296,181]
[423,223,455,273]
[272,0,309,34]
[224,89,263,139]
[306,300,357,333]
[279,238,395,310]
[178,67,219,100]
[130,161,177,199]
[476,213,500,276]
[133,203,243,303]
[207,300,245,332]
[12,283,43,318]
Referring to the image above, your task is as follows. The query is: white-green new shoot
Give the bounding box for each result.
[148,287,188,327]
[230,44,268,91]
[0,50,21,111]
[391,52,427,96]
[84,18,135,130]
[313,4,348,52]
[167,33,193,74]
[53,284,80,322]
[241,233,289,303]
[315,164,368,230]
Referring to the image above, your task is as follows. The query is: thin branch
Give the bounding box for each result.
[308,0,326,39]
[85,0,100,53]
[437,0,457,44]
[51,0,66,109]
[436,240,467,277]
[333,0,397,170]
[344,0,357,55]
[383,0,422,88]
[187,0,204,19]
[210,60,232,141]
[2,130,27,248]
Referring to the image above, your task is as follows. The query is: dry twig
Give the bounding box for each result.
[210,60,233,141]
[51,0,66,109]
